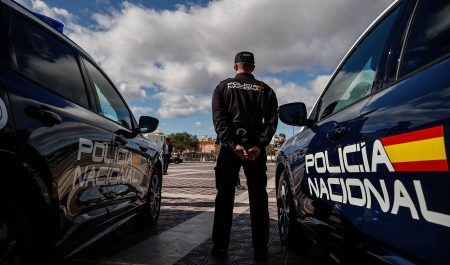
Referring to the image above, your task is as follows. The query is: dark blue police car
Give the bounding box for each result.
[0,0,163,264]
[276,0,450,264]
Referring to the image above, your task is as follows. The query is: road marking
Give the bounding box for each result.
[169,164,215,169]
[163,193,216,200]
[164,171,215,177]
[162,188,271,202]
[168,168,212,172]
[164,177,217,181]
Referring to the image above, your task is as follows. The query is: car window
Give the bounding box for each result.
[317,6,401,121]
[399,0,450,77]
[83,59,132,129]
[10,14,89,108]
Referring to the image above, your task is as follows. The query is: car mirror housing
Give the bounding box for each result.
[279,102,308,126]
[138,116,159,133]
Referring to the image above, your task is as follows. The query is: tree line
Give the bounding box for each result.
[167,132,199,153]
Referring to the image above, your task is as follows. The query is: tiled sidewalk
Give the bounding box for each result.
[174,198,307,265]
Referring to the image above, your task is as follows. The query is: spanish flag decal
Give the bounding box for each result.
[381,126,448,172]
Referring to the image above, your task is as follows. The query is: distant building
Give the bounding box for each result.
[198,135,220,156]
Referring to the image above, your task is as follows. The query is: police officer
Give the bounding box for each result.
[278,133,286,146]
[162,138,173,175]
[211,51,278,260]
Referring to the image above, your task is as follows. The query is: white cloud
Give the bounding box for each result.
[264,75,331,111]
[14,0,29,6]
[156,93,211,118]
[130,106,154,118]
[17,0,74,22]
[32,1,73,21]
[195,121,204,128]
[24,0,392,118]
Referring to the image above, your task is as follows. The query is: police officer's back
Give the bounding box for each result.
[211,51,278,260]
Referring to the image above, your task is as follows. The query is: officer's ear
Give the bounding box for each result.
[233,64,238,71]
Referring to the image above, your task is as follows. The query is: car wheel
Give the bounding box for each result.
[0,215,20,265]
[0,202,49,265]
[277,170,299,248]
[135,168,162,227]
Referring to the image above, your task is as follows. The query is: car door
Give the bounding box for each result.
[0,3,15,153]
[3,9,113,242]
[82,58,152,219]
[287,3,405,257]
[358,1,450,263]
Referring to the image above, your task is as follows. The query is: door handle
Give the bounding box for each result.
[115,135,128,145]
[25,106,62,126]
[327,127,348,141]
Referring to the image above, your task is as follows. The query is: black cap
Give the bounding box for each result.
[234,51,255,64]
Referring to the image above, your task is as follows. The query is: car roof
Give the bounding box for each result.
[307,0,401,119]
[2,0,95,62]
[2,0,140,129]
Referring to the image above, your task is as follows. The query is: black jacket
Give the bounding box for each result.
[212,72,278,149]
[162,143,173,156]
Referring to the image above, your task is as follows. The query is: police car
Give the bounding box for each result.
[0,0,163,264]
[276,0,450,264]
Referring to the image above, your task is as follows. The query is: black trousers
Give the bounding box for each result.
[212,146,269,250]
[163,154,170,173]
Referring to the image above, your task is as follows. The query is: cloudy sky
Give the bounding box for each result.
[18,0,393,138]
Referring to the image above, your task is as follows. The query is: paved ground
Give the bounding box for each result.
[63,163,324,265]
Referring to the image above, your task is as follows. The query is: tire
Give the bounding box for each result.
[0,202,50,265]
[277,170,300,249]
[135,167,162,227]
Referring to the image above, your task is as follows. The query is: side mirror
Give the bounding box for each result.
[279,102,308,126]
[138,116,159,133]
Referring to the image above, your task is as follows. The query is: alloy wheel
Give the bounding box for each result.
[149,174,161,219]
[277,176,291,242]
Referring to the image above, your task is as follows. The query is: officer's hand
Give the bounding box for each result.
[234,145,247,159]
[247,146,261,161]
